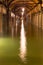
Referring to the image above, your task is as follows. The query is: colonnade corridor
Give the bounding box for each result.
[0,0,43,65]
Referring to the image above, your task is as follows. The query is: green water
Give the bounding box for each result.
[0,37,43,65]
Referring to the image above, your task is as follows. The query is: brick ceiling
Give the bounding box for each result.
[0,0,42,16]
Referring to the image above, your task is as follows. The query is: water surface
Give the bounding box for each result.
[0,36,43,65]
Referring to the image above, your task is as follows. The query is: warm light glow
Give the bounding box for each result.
[22,12,24,16]
[11,12,15,17]
[22,8,25,12]
[22,8,25,15]
[19,18,26,62]
[0,6,6,14]
[42,4,43,7]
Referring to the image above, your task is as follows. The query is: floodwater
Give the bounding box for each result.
[0,25,43,65]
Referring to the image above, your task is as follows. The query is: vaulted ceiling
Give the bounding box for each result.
[0,0,42,16]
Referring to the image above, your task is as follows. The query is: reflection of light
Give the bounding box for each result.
[19,19,26,62]
[11,12,15,17]
[22,12,24,16]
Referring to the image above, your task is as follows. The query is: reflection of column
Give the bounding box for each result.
[42,12,43,30]
[16,20,17,36]
[6,8,9,36]
[41,0,43,36]
[41,12,42,37]
[38,12,42,37]
[31,14,34,36]
[12,18,14,38]
[15,15,17,37]
[38,13,39,37]
[40,0,42,37]
[14,15,16,36]
[0,6,3,35]
[30,13,31,37]
[15,15,18,37]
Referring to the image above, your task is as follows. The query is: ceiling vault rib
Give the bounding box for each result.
[0,0,42,15]
[0,1,7,7]
[38,0,42,4]
[8,0,14,6]
[28,3,39,13]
